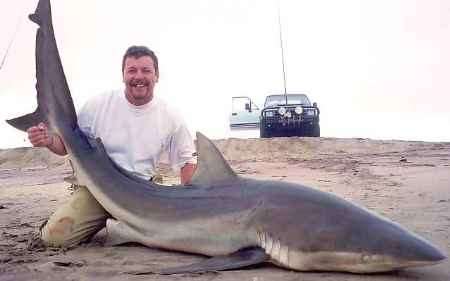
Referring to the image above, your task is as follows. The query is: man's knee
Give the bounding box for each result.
[40,186,109,247]
[41,216,78,247]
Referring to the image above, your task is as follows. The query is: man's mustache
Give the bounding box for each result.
[129,79,150,87]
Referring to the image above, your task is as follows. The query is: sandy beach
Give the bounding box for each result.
[0,136,449,281]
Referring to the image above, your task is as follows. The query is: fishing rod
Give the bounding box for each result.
[0,16,22,71]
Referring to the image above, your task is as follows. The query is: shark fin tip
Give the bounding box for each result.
[28,14,41,25]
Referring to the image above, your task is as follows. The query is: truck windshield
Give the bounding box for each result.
[264,94,311,107]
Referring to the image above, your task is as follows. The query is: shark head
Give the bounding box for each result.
[251,180,447,273]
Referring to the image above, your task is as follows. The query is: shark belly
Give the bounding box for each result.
[106,217,258,256]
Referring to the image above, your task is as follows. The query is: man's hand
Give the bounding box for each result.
[26,122,67,155]
[27,122,54,147]
[180,163,197,185]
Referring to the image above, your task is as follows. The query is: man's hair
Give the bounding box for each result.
[121,45,159,76]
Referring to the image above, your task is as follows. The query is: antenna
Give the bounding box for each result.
[277,1,287,97]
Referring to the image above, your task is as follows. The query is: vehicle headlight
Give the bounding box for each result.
[294,107,303,115]
[306,109,315,116]
[265,111,274,117]
[278,107,286,115]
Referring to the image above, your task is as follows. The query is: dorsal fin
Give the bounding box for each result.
[190,132,237,186]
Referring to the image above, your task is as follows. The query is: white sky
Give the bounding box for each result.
[1,0,449,149]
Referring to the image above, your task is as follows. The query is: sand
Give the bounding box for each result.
[0,137,449,281]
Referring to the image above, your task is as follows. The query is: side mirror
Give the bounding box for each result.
[313,102,320,115]
[245,103,251,111]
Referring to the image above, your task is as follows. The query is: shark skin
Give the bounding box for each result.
[6,0,446,275]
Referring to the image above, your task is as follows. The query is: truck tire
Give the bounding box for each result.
[260,123,270,138]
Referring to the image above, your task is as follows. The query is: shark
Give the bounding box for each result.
[6,0,446,275]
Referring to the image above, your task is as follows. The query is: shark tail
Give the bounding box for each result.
[28,0,50,26]
[6,0,50,133]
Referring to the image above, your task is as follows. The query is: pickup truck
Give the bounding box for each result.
[259,93,320,138]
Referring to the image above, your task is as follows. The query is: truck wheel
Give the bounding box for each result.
[260,124,270,138]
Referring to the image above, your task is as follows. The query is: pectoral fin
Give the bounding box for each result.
[105,219,142,246]
[157,247,269,275]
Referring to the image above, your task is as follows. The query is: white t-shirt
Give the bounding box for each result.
[77,89,196,180]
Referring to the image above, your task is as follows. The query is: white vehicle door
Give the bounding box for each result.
[229,96,260,127]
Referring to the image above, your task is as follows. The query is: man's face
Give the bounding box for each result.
[123,55,158,106]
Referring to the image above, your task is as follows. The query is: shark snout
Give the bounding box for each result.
[405,238,447,265]
[370,222,447,270]
[331,215,448,272]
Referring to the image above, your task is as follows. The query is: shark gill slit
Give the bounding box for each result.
[257,230,290,268]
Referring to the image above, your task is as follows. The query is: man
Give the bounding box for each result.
[26,46,197,248]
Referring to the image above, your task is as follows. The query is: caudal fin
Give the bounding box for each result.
[28,0,51,26]
[7,0,78,133]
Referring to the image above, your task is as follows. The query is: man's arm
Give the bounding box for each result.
[27,122,67,156]
[180,163,196,185]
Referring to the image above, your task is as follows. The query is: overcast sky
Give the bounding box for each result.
[1,0,449,149]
